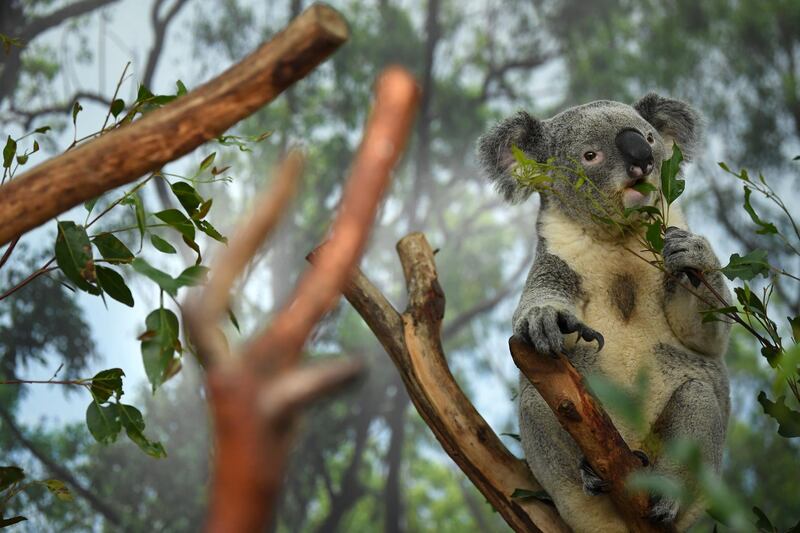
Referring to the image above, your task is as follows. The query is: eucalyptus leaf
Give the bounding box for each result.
[90,368,125,403]
[42,479,73,502]
[96,266,134,307]
[150,234,177,254]
[0,466,25,492]
[2,136,16,168]
[131,258,178,296]
[55,221,99,295]
[140,307,180,390]
[92,233,134,264]
[155,209,195,240]
[85,401,121,444]
[721,251,770,281]
[660,143,685,204]
[757,392,800,438]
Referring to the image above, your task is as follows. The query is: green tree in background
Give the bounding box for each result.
[1,0,799,531]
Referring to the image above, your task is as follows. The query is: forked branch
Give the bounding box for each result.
[321,231,672,532]
[185,67,420,532]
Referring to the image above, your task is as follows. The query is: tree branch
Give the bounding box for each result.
[509,338,673,532]
[0,3,349,246]
[184,65,420,533]
[311,233,569,533]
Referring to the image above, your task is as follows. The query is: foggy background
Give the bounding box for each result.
[1,0,798,531]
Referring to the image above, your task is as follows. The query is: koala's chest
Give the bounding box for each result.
[539,220,680,383]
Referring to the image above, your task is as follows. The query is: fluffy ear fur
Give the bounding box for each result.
[633,93,702,160]
[477,111,546,204]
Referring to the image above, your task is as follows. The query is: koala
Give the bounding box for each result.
[477,94,730,532]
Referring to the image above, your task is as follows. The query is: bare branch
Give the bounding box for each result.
[193,63,419,533]
[0,4,349,246]
[245,67,420,366]
[313,233,570,533]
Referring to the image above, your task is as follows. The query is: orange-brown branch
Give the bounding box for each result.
[0,3,348,246]
[190,67,420,533]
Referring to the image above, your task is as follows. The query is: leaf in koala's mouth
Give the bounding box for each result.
[631,181,657,194]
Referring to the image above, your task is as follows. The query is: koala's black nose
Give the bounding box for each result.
[615,128,654,179]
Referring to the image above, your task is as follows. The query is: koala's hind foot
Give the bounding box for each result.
[580,458,610,495]
[648,495,679,524]
[515,305,604,357]
[580,451,649,496]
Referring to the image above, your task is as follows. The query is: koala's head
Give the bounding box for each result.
[477,93,701,225]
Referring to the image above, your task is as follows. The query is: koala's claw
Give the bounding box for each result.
[579,458,610,496]
[633,449,650,467]
[663,226,718,284]
[516,306,604,357]
[556,312,604,352]
[648,495,679,524]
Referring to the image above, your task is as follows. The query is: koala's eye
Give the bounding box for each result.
[646,133,655,144]
[583,151,598,162]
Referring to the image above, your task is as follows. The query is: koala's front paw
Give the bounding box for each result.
[648,494,680,524]
[663,227,720,287]
[514,306,604,357]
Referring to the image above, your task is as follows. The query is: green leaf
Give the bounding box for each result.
[125,426,167,458]
[228,308,241,332]
[117,403,146,433]
[586,373,647,433]
[789,316,800,343]
[645,222,664,253]
[196,219,227,243]
[110,98,125,118]
[55,221,99,295]
[96,265,133,306]
[92,233,134,264]
[71,101,83,126]
[140,308,180,390]
[131,258,178,296]
[91,368,125,403]
[84,196,99,214]
[510,488,553,504]
[757,391,800,438]
[155,209,195,240]
[34,125,51,135]
[122,193,147,249]
[170,181,203,216]
[194,198,213,220]
[183,234,202,264]
[721,251,770,281]
[85,401,121,444]
[42,479,73,502]
[0,466,25,492]
[626,470,685,501]
[16,153,28,165]
[136,84,154,101]
[742,186,778,235]
[176,80,188,96]
[150,234,177,254]
[632,181,657,194]
[3,135,16,168]
[752,506,776,533]
[700,306,739,323]
[175,265,209,287]
[199,152,216,172]
[660,143,685,204]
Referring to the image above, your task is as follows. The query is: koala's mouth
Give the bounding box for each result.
[621,176,652,208]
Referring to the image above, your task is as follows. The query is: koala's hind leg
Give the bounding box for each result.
[650,379,726,528]
[518,378,627,533]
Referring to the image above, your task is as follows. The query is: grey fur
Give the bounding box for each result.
[479,95,730,532]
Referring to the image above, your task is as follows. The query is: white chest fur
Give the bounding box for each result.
[538,208,688,441]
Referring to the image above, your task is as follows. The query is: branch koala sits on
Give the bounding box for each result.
[477,94,730,532]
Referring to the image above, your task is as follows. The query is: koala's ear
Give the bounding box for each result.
[477,111,546,204]
[633,93,702,160]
